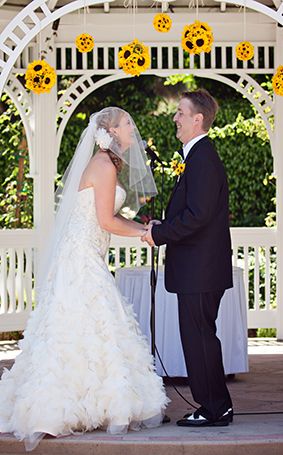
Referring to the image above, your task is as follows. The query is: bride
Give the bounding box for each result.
[0,107,168,450]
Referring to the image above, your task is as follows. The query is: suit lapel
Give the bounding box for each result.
[165,136,209,215]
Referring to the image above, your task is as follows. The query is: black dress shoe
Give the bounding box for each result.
[177,407,233,427]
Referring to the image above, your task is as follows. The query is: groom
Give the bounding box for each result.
[142,89,233,426]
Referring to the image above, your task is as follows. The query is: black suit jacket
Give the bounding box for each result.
[152,136,233,294]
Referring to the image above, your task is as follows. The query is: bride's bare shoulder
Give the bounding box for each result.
[90,151,117,181]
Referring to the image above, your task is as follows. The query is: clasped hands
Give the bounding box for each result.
[140,220,161,247]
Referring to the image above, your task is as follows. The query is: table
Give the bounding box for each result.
[116,266,248,376]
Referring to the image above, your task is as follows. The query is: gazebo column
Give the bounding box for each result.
[275,26,283,340]
[32,33,57,282]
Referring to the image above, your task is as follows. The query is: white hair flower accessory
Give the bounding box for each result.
[94,127,112,149]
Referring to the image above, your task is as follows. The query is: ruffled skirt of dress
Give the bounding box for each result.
[0,237,169,451]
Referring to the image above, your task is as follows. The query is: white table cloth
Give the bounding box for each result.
[116,266,248,376]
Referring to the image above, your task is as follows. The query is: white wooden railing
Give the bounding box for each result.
[0,227,278,332]
[3,41,276,75]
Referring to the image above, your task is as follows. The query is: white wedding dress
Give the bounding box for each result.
[0,185,168,450]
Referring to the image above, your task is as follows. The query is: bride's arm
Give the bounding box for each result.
[94,158,147,237]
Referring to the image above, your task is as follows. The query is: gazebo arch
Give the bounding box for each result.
[0,0,282,338]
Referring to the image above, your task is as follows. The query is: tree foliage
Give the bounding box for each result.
[0,75,276,228]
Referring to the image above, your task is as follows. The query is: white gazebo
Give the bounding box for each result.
[0,0,282,338]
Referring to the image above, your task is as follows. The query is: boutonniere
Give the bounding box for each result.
[170,156,186,180]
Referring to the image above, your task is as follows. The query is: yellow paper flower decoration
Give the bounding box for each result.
[75,33,94,53]
[235,41,254,61]
[25,60,56,94]
[153,13,172,33]
[272,65,283,96]
[181,21,213,55]
[119,39,150,76]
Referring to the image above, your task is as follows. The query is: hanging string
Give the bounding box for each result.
[243,0,246,41]
[123,0,137,39]
[133,0,137,39]
[188,0,204,18]
[39,23,42,59]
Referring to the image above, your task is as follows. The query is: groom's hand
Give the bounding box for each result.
[141,225,155,247]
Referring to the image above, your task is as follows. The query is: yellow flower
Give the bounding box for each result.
[170,157,186,177]
[235,41,254,61]
[25,60,56,94]
[170,159,178,170]
[178,163,186,174]
[75,33,94,53]
[153,13,172,33]
[119,39,150,76]
[272,66,283,96]
[181,21,213,55]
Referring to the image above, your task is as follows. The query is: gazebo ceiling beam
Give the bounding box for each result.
[272,0,281,9]
[104,2,110,13]
[47,0,59,10]
[214,0,283,24]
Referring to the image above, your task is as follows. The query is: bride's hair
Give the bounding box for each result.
[96,108,124,173]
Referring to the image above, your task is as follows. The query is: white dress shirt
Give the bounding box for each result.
[182,134,207,160]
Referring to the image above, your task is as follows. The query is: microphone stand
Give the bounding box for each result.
[149,158,157,358]
[148,155,170,425]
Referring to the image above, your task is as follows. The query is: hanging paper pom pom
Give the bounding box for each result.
[272,66,283,96]
[181,20,213,55]
[25,60,56,94]
[235,41,254,61]
[75,33,95,53]
[153,13,172,33]
[118,39,150,76]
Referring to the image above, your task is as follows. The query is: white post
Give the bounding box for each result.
[31,28,57,287]
[274,26,283,340]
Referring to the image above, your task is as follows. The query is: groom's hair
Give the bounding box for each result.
[181,89,219,131]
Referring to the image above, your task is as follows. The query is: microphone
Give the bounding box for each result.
[141,140,164,165]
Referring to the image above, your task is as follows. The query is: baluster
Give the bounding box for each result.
[114,247,120,269]
[264,45,268,70]
[24,248,33,312]
[232,45,237,69]
[210,46,216,69]
[233,245,238,267]
[168,45,173,69]
[61,46,66,70]
[93,46,98,70]
[7,248,15,313]
[265,246,271,310]
[0,248,8,314]
[178,46,183,69]
[103,47,108,70]
[125,248,131,267]
[254,246,259,311]
[136,246,142,266]
[82,51,88,70]
[200,52,205,69]
[16,248,25,312]
[71,46,76,70]
[244,245,249,305]
[157,46,162,69]
[254,45,259,69]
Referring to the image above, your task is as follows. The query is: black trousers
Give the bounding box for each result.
[177,291,232,421]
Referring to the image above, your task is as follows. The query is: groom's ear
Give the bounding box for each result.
[194,113,204,128]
